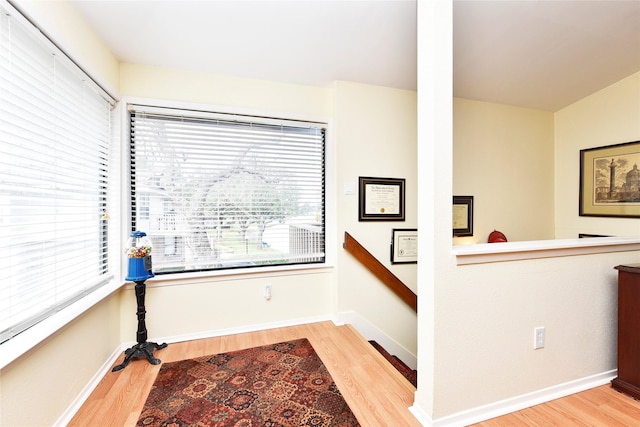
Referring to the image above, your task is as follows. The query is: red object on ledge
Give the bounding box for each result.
[488,230,507,243]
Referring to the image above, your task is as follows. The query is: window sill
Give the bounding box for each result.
[133,263,335,289]
[453,236,640,265]
[0,279,123,370]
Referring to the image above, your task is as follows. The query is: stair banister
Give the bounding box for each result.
[343,231,417,312]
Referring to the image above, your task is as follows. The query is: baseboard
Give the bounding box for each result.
[337,310,417,370]
[54,314,336,426]
[155,314,336,346]
[409,403,434,427]
[431,370,617,427]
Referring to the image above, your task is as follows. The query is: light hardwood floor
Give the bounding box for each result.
[469,384,640,426]
[69,321,640,426]
[68,321,421,427]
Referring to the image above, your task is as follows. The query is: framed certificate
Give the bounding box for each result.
[453,195,473,236]
[358,177,405,221]
[391,228,417,264]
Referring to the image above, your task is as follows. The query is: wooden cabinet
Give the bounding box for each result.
[612,264,640,399]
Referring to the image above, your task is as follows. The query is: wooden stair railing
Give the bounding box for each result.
[343,231,417,312]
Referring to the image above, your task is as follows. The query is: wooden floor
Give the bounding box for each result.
[470,384,640,426]
[68,321,421,427]
[69,321,640,426]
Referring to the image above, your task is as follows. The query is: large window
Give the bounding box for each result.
[129,106,326,274]
[0,2,115,344]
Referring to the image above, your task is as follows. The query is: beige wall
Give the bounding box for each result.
[1,296,121,427]
[120,272,336,343]
[453,98,555,243]
[451,55,640,248]
[118,63,339,343]
[429,250,635,419]
[120,63,332,117]
[117,65,418,352]
[334,81,418,354]
[555,71,640,239]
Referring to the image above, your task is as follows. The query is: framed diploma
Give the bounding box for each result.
[358,177,405,221]
[453,195,473,236]
[391,228,417,264]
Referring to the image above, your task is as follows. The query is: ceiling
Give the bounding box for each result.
[71,0,417,92]
[453,1,640,111]
[71,0,640,112]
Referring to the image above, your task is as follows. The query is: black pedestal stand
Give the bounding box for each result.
[112,280,167,372]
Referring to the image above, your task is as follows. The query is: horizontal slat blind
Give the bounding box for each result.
[130,107,326,273]
[0,2,114,344]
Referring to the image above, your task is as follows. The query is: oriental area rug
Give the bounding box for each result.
[136,338,361,427]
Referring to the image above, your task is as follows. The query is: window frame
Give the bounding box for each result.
[123,97,336,281]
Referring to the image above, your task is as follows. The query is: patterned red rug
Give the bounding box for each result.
[136,338,361,426]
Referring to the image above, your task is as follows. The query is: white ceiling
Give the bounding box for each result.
[454,1,640,111]
[71,0,417,91]
[71,0,640,112]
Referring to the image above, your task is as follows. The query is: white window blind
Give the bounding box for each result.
[0,2,114,344]
[129,106,326,273]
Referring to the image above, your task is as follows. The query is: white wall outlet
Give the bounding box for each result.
[263,283,272,300]
[534,326,545,349]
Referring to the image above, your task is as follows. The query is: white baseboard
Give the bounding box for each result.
[409,403,434,427]
[337,310,417,370]
[430,370,617,427]
[156,314,336,346]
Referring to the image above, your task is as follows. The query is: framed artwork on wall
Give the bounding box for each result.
[391,228,417,264]
[580,140,640,217]
[358,177,405,221]
[453,195,473,236]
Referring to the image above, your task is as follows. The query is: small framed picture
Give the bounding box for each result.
[358,177,405,221]
[453,196,473,236]
[391,228,417,264]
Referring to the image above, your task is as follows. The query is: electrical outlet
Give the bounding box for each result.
[534,326,545,349]
[263,284,272,300]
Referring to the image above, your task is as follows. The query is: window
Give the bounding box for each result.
[129,106,326,274]
[0,2,115,344]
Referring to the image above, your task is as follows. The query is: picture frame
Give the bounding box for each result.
[391,228,417,264]
[580,140,640,217]
[453,195,473,236]
[358,177,405,221]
